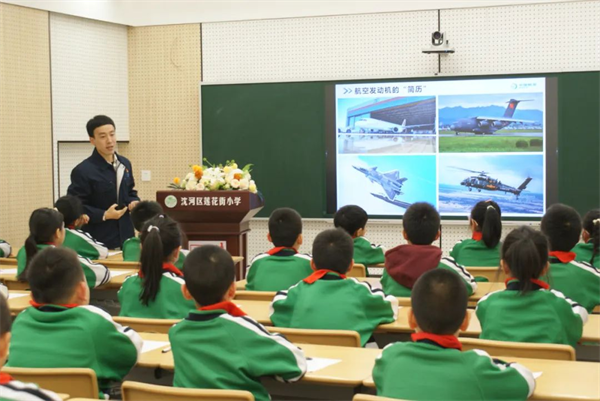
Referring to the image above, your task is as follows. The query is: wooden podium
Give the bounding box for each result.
[156,190,264,278]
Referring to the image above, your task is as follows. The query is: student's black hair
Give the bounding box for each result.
[334,205,369,237]
[183,245,234,306]
[582,209,600,265]
[471,200,502,249]
[54,195,84,227]
[18,208,64,282]
[402,202,440,245]
[139,215,182,306]
[86,115,115,138]
[312,229,354,274]
[540,203,582,252]
[27,247,84,305]
[268,208,302,247]
[131,201,164,232]
[0,293,10,336]
[502,226,549,294]
[411,269,468,335]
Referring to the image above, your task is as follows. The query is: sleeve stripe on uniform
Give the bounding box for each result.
[70,229,109,259]
[78,256,111,287]
[350,278,399,319]
[547,289,589,324]
[440,257,478,292]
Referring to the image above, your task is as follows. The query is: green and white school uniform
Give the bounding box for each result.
[572,241,599,268]
[476,278,588,347]
[0,240,11,257]
[373,332,535,401]
[449,232,500,267]
[62,227,109,260]
[169,302,306,401]
[118,263,196,319]
[270,270,398,346]
[7,303,142,393]
[543,251,600,313]
[245,247,313,291]
[122,236,188,270]
[16,244,110,289]
[0,373,62,401]
[353,236,385,266]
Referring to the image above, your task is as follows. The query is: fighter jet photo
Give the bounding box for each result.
[352,165,412,209]
[449,99,534,135]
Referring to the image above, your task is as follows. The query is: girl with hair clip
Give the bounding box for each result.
[16,208,110,288]
[476,226,588,347]
[450,200,502,268]
[573,209,600,268]
[118,215,195,319]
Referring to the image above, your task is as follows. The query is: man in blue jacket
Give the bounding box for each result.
[67,115,140,249]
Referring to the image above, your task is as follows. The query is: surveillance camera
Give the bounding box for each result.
[431,31,444,46]
[423,31,455,54]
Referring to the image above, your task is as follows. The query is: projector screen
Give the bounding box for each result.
[330,76,555,218]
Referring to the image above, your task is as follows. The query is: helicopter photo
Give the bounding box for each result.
[451,167,532,199]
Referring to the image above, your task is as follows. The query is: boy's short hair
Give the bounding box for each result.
[183,245,235,306]
[86,115,115,138]
[54,195,84,227]
[268,208,302,247]
[403,202,441,245]
[131,201,164,232]
[27,247,84,305]
[334,205,368,236]
[541,204,582,252]
[411,269,468,335]
[0,293,10,336]
[312,229,353,274]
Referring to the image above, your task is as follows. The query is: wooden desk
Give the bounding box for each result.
[104,253,243,264]
[7,291,32,315]
[362,357,600,401]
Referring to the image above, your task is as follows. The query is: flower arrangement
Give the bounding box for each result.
[169,159,258,193]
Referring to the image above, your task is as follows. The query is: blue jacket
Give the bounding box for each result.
[67,149,139,249]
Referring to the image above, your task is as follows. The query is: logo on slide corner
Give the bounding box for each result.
[165,195,177,209]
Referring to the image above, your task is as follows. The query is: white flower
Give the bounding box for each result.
[200,177,210,186]
[226,168,244,182]
[196,182,205,191]
[230,179,240,189]
[239,178,249,190]
[185,172,194,181]
[232,163,238,169]
[249,183,257,193]
[223,183,231,190]
[209,179,220,190]
[223,166,232,174]
[185,178,197,190]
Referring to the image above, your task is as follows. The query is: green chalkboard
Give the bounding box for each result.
[202,73,599,218]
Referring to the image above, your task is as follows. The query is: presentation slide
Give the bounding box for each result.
[335,77,546,217]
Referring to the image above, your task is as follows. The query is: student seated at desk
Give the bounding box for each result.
[450,200,502,268]
[55,195,109,260]
[477,226,588,347]
[0,239,11,258]
[122,201,188,269]
[16,208,110,289]
[541,204,600,313]
[374,269,535,401]
[270,229,398,346]
[246,208,313,291]
[334,205,385,270]
[573,209,599,268]
[0,293,63,401]
[382,203,477,297]
[7,247,142,398]
[118,215,195,319]
[170,245,306,401]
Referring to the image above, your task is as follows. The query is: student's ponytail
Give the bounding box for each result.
[139,215,182,306]
[501,226,548,294]
[471,200,502,249]
[582,209,600,265]
[18,208,64,281]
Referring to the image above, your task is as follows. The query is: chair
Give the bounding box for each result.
[122,381,255,401]
[1,367,98,399]
[113,316,180,334]
[460,337,575,360]
[235,279,247,290]
[234,291,276,301]
[353,394,407,401]
[464,266,506,282]
[266,326,361,347]
[349,264,367,278]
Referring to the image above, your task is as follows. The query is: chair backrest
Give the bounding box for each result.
[1,367,98,399]
[112,316,180,334]
[349,264,367,278]
[122,381,254,401]
[100,260,139,268]
[464,266,506,282]
[353,394,407,401]
[460,337,575,360]
[235,291,276,301]
[266,326,361,347]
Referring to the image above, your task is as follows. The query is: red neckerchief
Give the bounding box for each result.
[267,246,297,255]
[42,242,55,246]
[138,263,183,278]
[67,225,75,229]
[504,277,550,290]
[411,332,462,350]
[0,372,13,384]
[303,269,346,284]
[549,251,576,263]
[198,301,246,317]
[472,232,483,241]
[29,300,79,308]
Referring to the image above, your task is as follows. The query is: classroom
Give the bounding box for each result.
[0,0,599,400]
